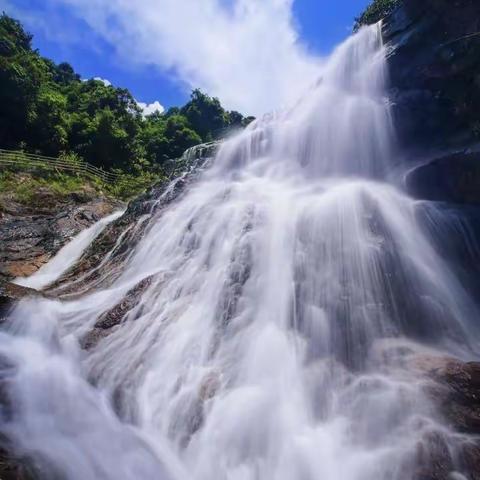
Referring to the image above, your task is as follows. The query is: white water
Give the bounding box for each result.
[14,210,124,290]
[1,25,479,480]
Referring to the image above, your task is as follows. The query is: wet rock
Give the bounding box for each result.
[0,191,124,284]
[460,443,480,480]
[412,356,480,434]
[0,447,35,480]
[413,431,454,480]
[432,361,480,434]
[384,0,480,152]
[80,276,154,350]
[406,152,480,205]
[406,355,480,479]
[0,282,45,321]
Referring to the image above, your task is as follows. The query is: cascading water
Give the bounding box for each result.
[1,24,479,480]
[14,210,124,291]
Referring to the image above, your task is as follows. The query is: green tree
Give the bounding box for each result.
[0,13,49,148]
[0,13,253,182]
[53,62,80,85]
[354,0,400,31]
[29,86,69,154]
[181,89,229,141]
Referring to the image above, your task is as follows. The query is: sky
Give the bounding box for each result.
[0,0,371,116]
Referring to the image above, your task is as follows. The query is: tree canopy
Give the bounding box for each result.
[354,0,400,31]
[0,13,254,174]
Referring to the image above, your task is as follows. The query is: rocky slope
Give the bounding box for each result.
[0,181,123,283]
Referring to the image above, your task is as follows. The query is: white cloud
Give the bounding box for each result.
[45,0,323,116]
[93,77,112,86]
[136,100,165,117]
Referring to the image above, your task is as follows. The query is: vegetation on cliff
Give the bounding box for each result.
[0,14,253,184]
[354,0,400,31]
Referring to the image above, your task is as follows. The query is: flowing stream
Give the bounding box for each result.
[14,210,124,291]
[1,24,479,480]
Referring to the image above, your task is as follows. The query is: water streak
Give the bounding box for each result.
[14,210,124,290]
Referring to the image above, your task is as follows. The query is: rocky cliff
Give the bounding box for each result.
[383,0,480,208]
[385,0,480,154]
[0,181,123,283]
[382,2,480,478]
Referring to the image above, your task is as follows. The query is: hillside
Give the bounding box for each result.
[0,13,253,181]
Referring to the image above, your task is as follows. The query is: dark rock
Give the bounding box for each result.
[0,446,35,480]
[460,443,480,480]
[408,356,480,479]
[433,360,480,434]
[412,356,480,434]
[80,276,154,350]
[385,0,480,153]
[413,431,454,480]
[407,152,480,204]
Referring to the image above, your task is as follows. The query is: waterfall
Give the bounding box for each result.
[1,24,479,480]
[14,210,124,291]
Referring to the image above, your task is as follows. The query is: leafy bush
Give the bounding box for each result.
[354,0,401,31]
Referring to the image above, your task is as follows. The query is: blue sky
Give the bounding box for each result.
[1,0,371,115]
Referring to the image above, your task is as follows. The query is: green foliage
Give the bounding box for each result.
[107,170,161,201]
[181,89,254,141]
[0,13,254,196]
[0,170,98,205]
[354,0,400,31]
[0,14,50,149]
[181,89,228,141]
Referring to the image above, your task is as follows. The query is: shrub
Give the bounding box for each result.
[354,0,401,31]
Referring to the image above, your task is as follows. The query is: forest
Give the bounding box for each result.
[0,13,254,177]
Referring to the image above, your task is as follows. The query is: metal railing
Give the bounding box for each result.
[0,149,121,184]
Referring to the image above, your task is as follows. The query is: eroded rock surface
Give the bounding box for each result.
[0,189,123,283]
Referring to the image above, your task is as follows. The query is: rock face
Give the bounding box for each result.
[406,152,480,205]
[0,188,124,283]
[383,9,480,474]
[385,0,480,312]
[384,0,480,206]
[411,356,480,480]
[385,0,480,154]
